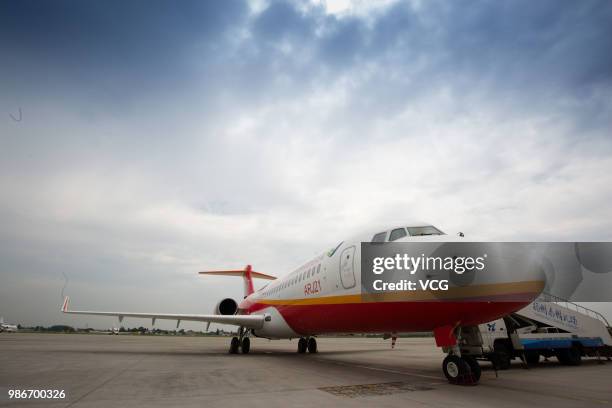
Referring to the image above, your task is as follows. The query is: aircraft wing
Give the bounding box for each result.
[60,297,264,329]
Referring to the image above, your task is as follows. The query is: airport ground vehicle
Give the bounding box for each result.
[458,293,612,368]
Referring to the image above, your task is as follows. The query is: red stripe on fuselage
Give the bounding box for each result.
[243,298,531,336]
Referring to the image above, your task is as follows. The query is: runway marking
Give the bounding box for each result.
[312,357,445,381]
[318,359,610,404]
[319,381,434,398]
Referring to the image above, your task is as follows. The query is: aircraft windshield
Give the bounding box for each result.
[407,226,444,236]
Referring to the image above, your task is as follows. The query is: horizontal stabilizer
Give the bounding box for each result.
[199,265,275,297]
[198,270,276,280]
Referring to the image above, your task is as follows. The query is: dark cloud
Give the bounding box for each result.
[433,0,612,91]
[252,1,316,41]
[3,0,611,114]
[317,16,365,67]
[1,0,612,326]
[0,0,249,99]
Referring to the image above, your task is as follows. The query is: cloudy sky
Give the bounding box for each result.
[1,0,611,328]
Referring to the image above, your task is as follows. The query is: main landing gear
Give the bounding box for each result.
[229,327,250,354]
[297,337,317,353]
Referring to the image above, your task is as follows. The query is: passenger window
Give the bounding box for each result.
[317,264,321,274]
[372,232,387,243]
[389,228,407,241]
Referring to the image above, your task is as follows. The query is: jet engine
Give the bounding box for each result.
[214,298,238,315]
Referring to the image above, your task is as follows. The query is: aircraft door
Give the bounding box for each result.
[339,246,356,289]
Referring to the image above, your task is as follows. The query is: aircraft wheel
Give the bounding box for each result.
[442,355,477,385]
[525,351,540,366]
[557,345,581,366]
[307,337,317,353]
[229,337,240,354]
[297,337,307,353]
[241,337,250,354]
[556,350,568,365]
[567,345,582,365]
[493,343,512,370]
[462,356,481,383]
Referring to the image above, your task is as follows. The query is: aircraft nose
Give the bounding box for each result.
[430,242,547,302]
[473,243,547,301]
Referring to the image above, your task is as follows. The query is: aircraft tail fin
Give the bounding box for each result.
[199,265,276,297]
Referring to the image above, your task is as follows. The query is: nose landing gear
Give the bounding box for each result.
[436,325,481,385]
[442,352,481,385]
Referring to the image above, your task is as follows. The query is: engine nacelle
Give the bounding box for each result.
[214,298,238,315]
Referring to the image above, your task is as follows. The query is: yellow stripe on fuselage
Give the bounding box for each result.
[254,280,544,306]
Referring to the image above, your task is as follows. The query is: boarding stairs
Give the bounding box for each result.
[514,292,612,348]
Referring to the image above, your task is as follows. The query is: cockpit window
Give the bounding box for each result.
[389,228,408,241]
[407,226,444,236]
[371,232,387,243]
[327,241,343,257]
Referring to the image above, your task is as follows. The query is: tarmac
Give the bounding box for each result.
[1,333,611,407]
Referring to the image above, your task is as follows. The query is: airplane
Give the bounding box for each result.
[62,223,545,385]
[0,317,18,333]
